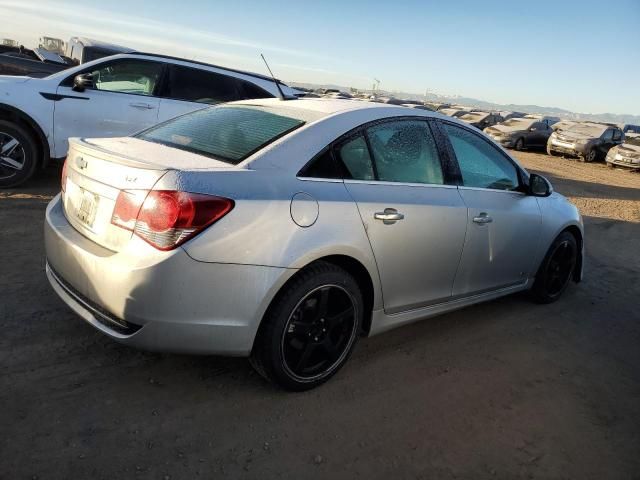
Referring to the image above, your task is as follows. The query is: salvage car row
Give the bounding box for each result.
[432,106,639,170]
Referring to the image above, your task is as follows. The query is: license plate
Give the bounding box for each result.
[76,189,99,227]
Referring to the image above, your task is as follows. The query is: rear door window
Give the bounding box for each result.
[165,65,270,104]
[366,120,443,184]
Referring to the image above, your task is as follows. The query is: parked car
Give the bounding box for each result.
[498,111,526,120]
[606,133,640,169]
[439,108,470,118]
[0,52,300,187]
[45,98,583,390]
[551,120,578,132]
[38,37,65,55]
[0,37,133,78]
[458,111,503,129]
[524,114,560,128]
[402,103,435,111]
[65,37,133,65]
[547,122,624,162]
[622,124,640,135]
[484,117,552,150]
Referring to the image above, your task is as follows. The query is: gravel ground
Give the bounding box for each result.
[1,151,639,479]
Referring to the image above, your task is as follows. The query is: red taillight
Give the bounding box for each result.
[61,159,68,192]
[111,190,234,250]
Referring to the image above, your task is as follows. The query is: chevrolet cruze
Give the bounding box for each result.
[45,99,584,390]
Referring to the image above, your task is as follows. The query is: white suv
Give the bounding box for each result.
[0,52,299,187]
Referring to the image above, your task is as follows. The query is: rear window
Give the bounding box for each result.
[137,105,305,164]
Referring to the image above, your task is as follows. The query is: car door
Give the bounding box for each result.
[53,58,163,158]
[528,122,548,146]
[598,128,615,156]
[439,122,542,296]
[339,119,468,314]
[156,64,272,123]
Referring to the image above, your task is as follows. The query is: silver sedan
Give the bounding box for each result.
[44,99,584,390]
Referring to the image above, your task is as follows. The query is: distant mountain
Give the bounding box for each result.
[289,82,640,126]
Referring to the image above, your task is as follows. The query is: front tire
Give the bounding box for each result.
[251,262,363,391]
[530,232,578,304]
[582,148,597,163]
[514,137,525,151]
[0,120,39,188]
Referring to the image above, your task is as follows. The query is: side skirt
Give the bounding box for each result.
[368,279,533,336]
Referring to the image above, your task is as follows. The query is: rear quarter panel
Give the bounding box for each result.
[163,169,384,310]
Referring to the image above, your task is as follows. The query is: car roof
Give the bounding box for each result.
[129,52,287,84]
[229,97,416,119]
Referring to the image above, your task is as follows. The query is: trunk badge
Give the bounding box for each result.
[75,156,87,169]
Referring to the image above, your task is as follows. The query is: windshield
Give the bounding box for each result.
[565,123,607,136]
[624,136,640,147]
[138,105,307,164]
[501,118,535,128]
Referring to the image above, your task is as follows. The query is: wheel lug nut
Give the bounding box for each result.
[314,337,318,341]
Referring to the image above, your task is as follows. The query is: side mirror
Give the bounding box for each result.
[72,73,94,92]
[529,173,552,197]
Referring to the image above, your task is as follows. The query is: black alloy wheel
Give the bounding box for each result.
[281,285,357,380]
[531,232,578,303]
[251,262,363,391]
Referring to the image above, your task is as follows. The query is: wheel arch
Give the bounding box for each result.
[0,103,50,167]
[252,253,379,356]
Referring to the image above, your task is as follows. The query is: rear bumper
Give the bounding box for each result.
[44,194,296,356]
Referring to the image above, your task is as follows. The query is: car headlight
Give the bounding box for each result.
[575,139,589,146]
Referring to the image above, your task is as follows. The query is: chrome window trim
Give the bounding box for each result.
[296,176,343,183]
[343,179,458,189]
[457,185,526,195]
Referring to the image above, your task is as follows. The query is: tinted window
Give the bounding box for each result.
[167,65,247,104]
[366,120,443,184]
[87,59,162,95]
[612,129,622,141]
[602,129,614,141]
[444,123,519,191]
[299,149,341,179]
[138,105,304,164]
[335,135,375,181]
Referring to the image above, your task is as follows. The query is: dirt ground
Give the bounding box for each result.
[1,151,639,479]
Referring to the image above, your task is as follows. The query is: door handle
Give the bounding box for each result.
[374,208,405,223]
[129,102,155,110]
[473,213,493,224]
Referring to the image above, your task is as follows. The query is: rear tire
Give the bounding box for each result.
[530,232,578,304]
[250,262,364,391]
[0,120,39,188]
[514,137,525,151]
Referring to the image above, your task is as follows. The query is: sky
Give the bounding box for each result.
[0,0,638,115]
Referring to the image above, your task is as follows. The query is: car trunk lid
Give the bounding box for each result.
[62,137,235,252]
